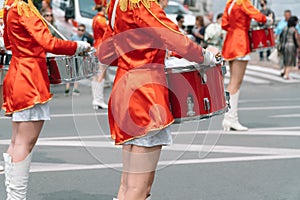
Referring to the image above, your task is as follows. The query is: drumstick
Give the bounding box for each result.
[43,18,69,41]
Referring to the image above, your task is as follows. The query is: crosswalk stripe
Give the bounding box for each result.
[225,65,300,84]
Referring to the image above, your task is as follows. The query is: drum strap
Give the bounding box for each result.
[111,0,120,30]
[228,0,236,16]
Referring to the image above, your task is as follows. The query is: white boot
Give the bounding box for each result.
[92,80,108,109]
[146,194,151,200]
[113,193,151,200]
[223,90,248,131]
[0,165,4,171]
[3,152,32,200]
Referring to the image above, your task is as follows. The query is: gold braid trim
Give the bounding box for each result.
[141,0,183,35]
[12,0,48,27]
[236,0,247,5]
[119,0,156,12]
[241,0,260,15]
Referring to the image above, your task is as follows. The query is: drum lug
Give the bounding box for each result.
[221,65,227,76]
[201,72,207,84]
[203,98,210,111]
[225,91,230,109]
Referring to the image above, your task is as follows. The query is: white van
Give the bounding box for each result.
[165,1,195,33]
[52,0,97,39]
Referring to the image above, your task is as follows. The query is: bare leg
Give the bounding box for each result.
[95,64,107,83]
[117,145,162,200]
[73,82,78,90]
[7,121,44,162]
[283,66,292,79]
[4,120,44,199]
[223,60,248,131]
[227,60,248,95]
[65,83,70,90]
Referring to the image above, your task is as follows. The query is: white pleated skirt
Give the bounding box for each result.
[12,102,50,122]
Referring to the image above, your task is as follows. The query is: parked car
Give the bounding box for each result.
[165,1,195,33]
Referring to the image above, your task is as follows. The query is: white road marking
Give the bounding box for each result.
[1,139,300,156]
[1,105,299,120]
[225,65,300,84]
[269,114,300,118]
[1,128,300,173]
[239,97,300,103]
[239,105,300,111]
[1,154,300,174]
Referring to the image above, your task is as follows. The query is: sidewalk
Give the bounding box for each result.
[249,51,300,75]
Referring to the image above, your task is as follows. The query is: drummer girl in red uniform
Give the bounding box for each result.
[221,0,272,131]
[91,0,109,109]
[98,0,220,199]
[1,0,90,198]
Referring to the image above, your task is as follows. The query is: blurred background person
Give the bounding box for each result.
[279,16,300,80]
[39,0,52,14]
[91,0,108,109]
[42,10,60,38]
[222,0,272,131]
[192,15,206,46]
[158,0,168,9]
[204,11,214,26]
[176,14,187,34]
[258,0,275,61]
[204,13,223,51]
[275,10,300,36]
[275,10,300,76]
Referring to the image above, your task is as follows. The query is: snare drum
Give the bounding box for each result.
[165,57,229,123]
[0,50,98,85]
[47,49,98,84]
[249,26,275,51]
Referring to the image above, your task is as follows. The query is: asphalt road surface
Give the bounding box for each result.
[0,64,300,200]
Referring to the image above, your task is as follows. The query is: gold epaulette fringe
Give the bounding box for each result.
[119,0,156,12]
[12,0,47,27]
[242,0,260,15]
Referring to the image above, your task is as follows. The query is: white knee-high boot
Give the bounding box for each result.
[3,153,32,200]
[92,80,108,109]
[113,195,151,200]
[113,194,151,200]
[223,90,248,131]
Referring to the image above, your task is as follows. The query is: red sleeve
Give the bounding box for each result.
[3,9,11,49]
[97,25,118,66]
[221,2,230,31]
[3,0,18,49]
[20,12,77,55]
[132,1,204,63]
[242,0,266,23]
